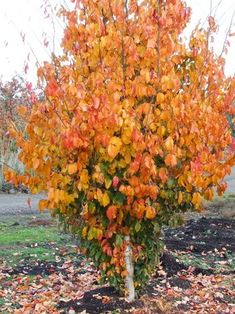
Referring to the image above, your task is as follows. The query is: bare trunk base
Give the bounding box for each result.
[124,235,135,302]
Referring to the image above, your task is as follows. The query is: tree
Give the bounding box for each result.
[5,0,235,301]
[0,76,35,188]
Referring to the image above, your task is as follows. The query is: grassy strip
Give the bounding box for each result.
[0,213,80,268]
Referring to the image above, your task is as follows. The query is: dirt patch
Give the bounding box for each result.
[28,218,54,226]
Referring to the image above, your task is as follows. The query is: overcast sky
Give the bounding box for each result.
[0,0,234,83]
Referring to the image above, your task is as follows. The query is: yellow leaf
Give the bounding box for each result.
[96,228,103,240]
[102,192,110,207]
[105,177,112,189]
[145,206,156,219]
[77,169,89,190]
[107,137,122,159]
[178,191,183,204]
[121,127,132,145]
[87,227,96,240]
[164,136,174,151]
[117,209,124,224]
[192,192,201,205]
[157,93,165,104]
[119,158,127,168]
[80,169,89,184]
[68,163,77,175]
[34,127,43,136]
[157,125,166,137]
[82,226,88,238]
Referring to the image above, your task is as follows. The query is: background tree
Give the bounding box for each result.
[5,0,235,301]
[0,76,36,189]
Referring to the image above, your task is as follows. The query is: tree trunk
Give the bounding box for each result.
[124,235,135,302]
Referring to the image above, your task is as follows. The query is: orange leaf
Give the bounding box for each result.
[106,206,118,221]
[165,154,177,167]
[159,168,168,183]
[33,158,40,170]
[38,199,48,211]
[204,188,214,201]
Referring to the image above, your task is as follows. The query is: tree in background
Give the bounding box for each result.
[5,0,235,301]
[0,76,36,189]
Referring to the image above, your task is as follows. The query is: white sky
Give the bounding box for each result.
[0,0,234,84]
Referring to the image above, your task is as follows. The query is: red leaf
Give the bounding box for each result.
[112,176,119,188]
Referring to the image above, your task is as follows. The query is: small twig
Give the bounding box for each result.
[156,0,161,80]
[219,9,235,58]
[213,0,223,17]
[0,160,18,172]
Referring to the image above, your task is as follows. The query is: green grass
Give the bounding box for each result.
[0,226,61,246]
[0,214,80,267]
[0,246,57,265]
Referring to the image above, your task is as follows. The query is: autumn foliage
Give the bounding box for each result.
[0,76,34,185]
[5,0,235,299]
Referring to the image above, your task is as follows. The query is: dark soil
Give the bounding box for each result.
[164,217,235,253]
[160,251,214,277]
[59,287,143,314]
[5,261,71,277]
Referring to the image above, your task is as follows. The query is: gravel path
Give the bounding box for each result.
[0,169,234,216]
[225,167,235,194]
[0,193,44,215]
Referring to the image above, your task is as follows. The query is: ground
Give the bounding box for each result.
[0,192,234,313]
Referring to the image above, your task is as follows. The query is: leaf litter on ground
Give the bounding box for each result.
[0,210,235,313]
